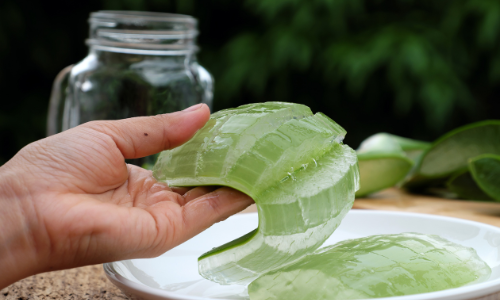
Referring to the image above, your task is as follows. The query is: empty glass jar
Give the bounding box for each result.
[47,11,213,166]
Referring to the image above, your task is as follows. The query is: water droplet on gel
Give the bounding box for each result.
[313,158,318,167]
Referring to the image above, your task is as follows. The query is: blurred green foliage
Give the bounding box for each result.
[1,0,500,165]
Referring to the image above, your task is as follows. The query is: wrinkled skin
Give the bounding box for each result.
[0,104,253,288]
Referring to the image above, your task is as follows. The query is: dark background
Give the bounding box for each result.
[1,0,500,165]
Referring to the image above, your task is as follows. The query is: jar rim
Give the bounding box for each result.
[89,10,197,24]
[87,11,199,55]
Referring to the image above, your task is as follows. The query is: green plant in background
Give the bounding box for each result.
[404,120,500,193]
[355,133,429,197]
[446,169,494,201]
[208,0,500,129]
[1,0,500,164]
[447,154,500,201]
[359,121,500,200]
[469,154,500,201]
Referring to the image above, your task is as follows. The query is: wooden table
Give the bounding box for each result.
[3,188,500,300]
[353,188,500,227]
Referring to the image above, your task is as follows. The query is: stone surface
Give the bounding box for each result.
[0,265,126,300]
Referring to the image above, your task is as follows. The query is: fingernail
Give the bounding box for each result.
[183,103,204,112]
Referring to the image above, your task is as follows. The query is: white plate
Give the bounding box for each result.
[104,210,500,300]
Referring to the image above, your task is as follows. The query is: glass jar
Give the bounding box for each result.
[47,11,213,166]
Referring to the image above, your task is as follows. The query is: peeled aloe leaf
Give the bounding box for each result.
[355,133,417,197]
[446,169,494,201]
[358,133,430,162]
[248,233,491,300]
[389,134,431,161]
[404,120,500,189]
[356,153,413,197]
[469,154,500,201]
[153,102,359,285]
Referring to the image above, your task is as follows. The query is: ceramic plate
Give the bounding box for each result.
[104,210,500,300]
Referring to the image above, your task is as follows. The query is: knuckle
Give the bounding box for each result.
[81,120,108,131]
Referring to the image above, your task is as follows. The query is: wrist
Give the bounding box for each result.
[0,162,43,288]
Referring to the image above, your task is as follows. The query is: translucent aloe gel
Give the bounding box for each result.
[248,233,491,300]
[153,102,359,284]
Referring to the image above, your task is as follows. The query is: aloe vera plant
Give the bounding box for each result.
[153,102,359,284]
[358,133,430,162]
[469,154,500,201]
[355,133,428,197]
[404,121,500,190]
[447,170,494,201]
[248,233,491,300]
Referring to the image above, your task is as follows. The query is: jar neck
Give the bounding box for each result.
[89,47,198,68]
[87,43,198,57]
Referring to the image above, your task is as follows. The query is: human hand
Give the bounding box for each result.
[0,104,254,288]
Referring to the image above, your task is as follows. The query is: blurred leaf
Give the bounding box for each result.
[447,169,494,201]
[469,154,500,201]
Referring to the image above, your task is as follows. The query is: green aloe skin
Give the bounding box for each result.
[153,102,359,285]
[248,233,491,300]
[447,169,494,201]
[404,120,500,191]
[356,133,429,197]
[469,154,500,201]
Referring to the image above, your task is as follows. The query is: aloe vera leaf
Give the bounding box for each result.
[358,132,430,160]
[404,120,500,189]
[357,133,404,154]
[446,169,494,201]
[248,233,491,300]
[469,154,500,201]
[355,133,415,197]
[154,102,313,187]
[199,144,358,284]
[152,102,359,285]
[391,134,431,152]
[356,153,413,197]
[227,113,347,195]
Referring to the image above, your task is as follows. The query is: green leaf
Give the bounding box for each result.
[404,120,500,189]
[446,169,494,201]
[356,153,413,197]
[469,154,500,201]
[355,133,428,197]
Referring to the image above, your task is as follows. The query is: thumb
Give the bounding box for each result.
[82,103,210,159]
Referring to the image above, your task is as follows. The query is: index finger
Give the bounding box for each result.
[83,103,210,159]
